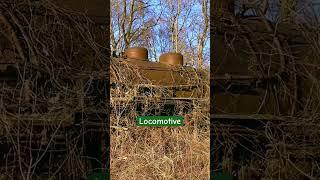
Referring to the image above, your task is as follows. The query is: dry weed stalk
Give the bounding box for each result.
[213,1,320,179]
[110,57,210,179]
[0,0,108,179]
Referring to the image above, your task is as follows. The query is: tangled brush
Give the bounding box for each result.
[110,57,210,179]
[0,0,108,179]
[212,1,320,179]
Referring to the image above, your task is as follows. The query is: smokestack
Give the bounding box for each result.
[159,52,183,66]
[125,47,148,60]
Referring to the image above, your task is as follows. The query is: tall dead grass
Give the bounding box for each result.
[110,58,210,179]
[213,1,320,179]
[0,0,108,179]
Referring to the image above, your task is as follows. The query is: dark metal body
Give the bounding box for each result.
[0,1,108,178]
[211,1,313,178]
[111,57,208,116]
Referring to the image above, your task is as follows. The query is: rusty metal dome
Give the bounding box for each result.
[159,52,183,66]
[125,47,148,60]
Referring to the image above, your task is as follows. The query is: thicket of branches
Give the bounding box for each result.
[213,0,320,179]
[111,0,209,68]
[110,1,210,178]
[0,1,108,179]
[110,57,210,179]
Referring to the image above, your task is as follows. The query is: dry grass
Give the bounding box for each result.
[111,121,209,179]
[110,58,210,179]
[0,1,108,179]
[212,1,320,179]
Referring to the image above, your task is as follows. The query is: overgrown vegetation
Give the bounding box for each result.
[0,1,108,179]
[110,0,210,178]
[213,0,320,179]
[110,58,210,179]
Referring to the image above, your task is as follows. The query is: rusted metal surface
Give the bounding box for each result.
[211,17,309,116]
[0,0,108,122]
[111,54,208,116]
[212,2,320,178]
[125,47,148,60]
[159,52,183,66]
[0,1,109,177]
[111,57,207,98]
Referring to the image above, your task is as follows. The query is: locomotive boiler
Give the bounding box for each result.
[0,0,108,178]
[211,0,320,179]
[110,47,209,116]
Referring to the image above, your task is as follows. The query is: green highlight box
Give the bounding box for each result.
[136,116,184,126]
[211,172,234,180]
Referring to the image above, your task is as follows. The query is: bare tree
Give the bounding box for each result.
[111,0,210,68]
[110,0,159,55]
[197,0,209,69]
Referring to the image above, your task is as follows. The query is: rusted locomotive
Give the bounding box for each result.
[111,47,209,117]
[212,0,320,179]
[0,0,108,178]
